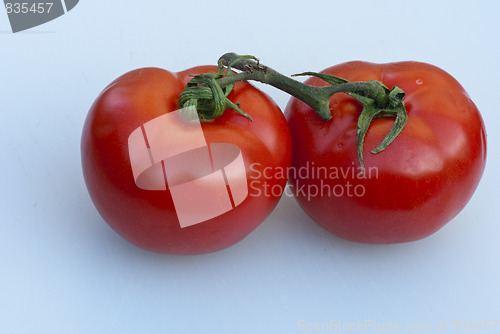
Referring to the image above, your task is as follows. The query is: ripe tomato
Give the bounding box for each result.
[81,66,291,254]
[285,61,486,243]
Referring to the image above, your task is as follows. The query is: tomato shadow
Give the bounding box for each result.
[261,192,456,265]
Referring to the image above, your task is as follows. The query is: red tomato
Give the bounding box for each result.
[285,61,486,243]
[81,66,291,254]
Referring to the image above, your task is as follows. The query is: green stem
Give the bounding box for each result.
[216,66,332,120]
[178,52,407,170]
[214,53,391,122]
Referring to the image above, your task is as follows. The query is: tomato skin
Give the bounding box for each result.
[285,61,486,244]
[81,66,291,254]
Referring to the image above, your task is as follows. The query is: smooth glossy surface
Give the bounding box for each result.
[286,61,486,243]
[81,66,292,254]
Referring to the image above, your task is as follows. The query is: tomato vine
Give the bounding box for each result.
[179,52,408,170]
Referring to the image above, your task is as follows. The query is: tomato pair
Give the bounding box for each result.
[81,60,486,254]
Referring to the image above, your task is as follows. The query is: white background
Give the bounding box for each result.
[1,1,499,333]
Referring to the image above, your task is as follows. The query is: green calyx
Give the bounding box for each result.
[295,72,407,170]
[178,55,255,121]
[178,53,408,170]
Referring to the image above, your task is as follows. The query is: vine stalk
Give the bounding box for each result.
[178,53,407,170]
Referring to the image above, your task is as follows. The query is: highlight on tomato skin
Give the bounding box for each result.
[285,61,487,244]
[81,66,292,255]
